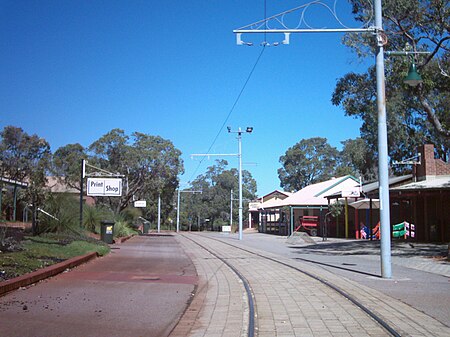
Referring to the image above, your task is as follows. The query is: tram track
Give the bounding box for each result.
[182,233,402,337]
[181,233,255,337]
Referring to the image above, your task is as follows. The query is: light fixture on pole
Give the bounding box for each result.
[228,126,253,241]
[385,51,429,87]
[403,60,423,87]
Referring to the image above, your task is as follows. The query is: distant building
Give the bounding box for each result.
[248,190,292,231]
[46,177,95,206]
[251,176,360,236]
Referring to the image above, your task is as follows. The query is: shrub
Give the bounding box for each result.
[113,220,136,238]
[83,205,113,233]
[40,193,79,234]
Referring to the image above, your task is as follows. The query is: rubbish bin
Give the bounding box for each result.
[143,221,150,234]
[100,220,115,244]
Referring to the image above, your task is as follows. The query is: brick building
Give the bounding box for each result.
[390,144,450,242]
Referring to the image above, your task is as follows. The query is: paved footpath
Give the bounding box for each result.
[240,232,450,325]
[174,232,450,337]
[0,235,197,337]
[1,232,448,337]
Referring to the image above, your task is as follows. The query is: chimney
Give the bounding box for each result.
[416,144,450,181]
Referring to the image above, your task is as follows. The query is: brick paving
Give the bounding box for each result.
[170,236,248,337]
[2,231,448,337]
[173,233,450,337]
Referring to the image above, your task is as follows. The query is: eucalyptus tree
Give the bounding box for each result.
[335,138,378,181]
[278,137,340,191]
[332,0,450,166]
[0,126,51,232]
[184,160,257,230]
[87,129,184,219]
[52,143,86,190]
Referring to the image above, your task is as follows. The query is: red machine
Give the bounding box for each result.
[295,215,319,236]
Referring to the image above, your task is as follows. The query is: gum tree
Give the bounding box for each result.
[332,0,450,166]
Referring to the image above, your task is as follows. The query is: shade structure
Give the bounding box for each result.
[349,198,380,209]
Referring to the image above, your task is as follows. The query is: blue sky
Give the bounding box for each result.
[1,0,371,196]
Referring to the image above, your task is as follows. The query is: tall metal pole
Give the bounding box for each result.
[238,128,243,241]
[157,193,161,233]
[79,159,85,228]
[176,189,181,233]
[12,185,17,221]
[230,189,233,227]
[374,0,392,278]
[233,1,392,277]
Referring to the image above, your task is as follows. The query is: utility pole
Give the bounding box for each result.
[157,193,161,233]
[233,1,392,277]
[191,127,253,240]
[79,159,85,228]
[230,189,233,227]
[228,127,253,241]
[373,0,392,278]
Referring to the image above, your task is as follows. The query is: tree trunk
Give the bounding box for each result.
[419,94,450,138]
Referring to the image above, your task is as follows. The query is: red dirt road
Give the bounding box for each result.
[0,235,197,337]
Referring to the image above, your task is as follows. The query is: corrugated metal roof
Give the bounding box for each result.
[266,176,360,208]
[391,176,450,190]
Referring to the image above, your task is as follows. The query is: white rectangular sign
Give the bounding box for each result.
[342,188,361,198]
[87,178,122,196]
[222,225,232,232]
[134,200,147,208]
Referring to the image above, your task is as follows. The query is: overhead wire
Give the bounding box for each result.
[187,48,266,184]
[186,0,268,184]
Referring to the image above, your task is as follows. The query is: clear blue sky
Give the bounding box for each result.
[1,0,371,196]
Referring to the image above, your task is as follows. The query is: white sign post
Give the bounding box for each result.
[87,178,122,197]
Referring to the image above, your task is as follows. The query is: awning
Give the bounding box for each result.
[349,198,380,209]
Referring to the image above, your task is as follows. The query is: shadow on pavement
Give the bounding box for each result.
[288,240,448,259]
[294,256,381,278]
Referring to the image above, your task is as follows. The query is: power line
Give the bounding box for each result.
[187,46,266,183]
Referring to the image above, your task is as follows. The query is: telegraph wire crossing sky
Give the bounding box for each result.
[1,1,369,195]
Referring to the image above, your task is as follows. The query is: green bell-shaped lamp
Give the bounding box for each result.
[403,61,423,87]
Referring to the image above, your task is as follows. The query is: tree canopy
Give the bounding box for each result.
[278,137,340,191]
[51,128,185,224]
[181,160,257,230]
[333,0,450,168]
[0,126,51,230]
[86,129,184,217]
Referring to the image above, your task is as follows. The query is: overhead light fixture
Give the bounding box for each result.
[404,61,423,87]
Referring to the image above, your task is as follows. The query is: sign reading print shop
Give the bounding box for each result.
[87,178,122,196]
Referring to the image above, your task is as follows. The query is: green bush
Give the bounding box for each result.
[40,193,80,234]
[83,205,113,233]
[120,206,142,225]
[113,220,137,238]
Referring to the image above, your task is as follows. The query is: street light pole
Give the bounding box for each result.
[238,128,243,241]
[228,126,253,240]
[177,189,181,232]
[233,0,393,278]
[157,193,161,233]
[374,0,392,279]
[230,189,233,227]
